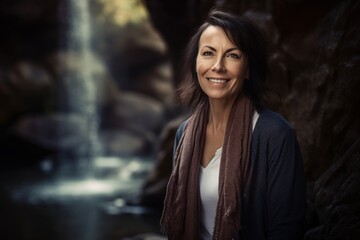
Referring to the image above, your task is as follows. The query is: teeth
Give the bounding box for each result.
[208,78,227,83]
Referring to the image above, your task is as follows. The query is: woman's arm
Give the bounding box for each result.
[267,126,306,240]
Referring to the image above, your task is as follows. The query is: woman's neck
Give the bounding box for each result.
[207,97,235,133]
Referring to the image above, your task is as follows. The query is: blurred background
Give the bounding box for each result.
[0,0,359,239]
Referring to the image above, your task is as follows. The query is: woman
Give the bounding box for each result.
[160,9,306,240]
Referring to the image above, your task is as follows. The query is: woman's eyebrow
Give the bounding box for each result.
[202,45,216,51]
[202,45,240,53]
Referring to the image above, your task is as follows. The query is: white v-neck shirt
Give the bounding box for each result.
[199,111,259,240]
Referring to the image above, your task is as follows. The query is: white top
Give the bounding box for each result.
[199,111,259,240]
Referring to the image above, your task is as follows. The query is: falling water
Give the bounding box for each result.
[5,2,159,238]
[10,0,154,209]
[60,0,101,177]
[55,1,101,239]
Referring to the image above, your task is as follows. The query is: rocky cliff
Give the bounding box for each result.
[143,0,360,239]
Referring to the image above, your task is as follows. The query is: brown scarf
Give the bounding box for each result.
[161,95,254,240]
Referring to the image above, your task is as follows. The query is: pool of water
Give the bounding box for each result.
[0,156,164,240]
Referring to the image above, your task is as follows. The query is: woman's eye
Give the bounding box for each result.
[202,51,213,56]
[227,53,240,59]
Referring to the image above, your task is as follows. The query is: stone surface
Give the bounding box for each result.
[143,0,360,239]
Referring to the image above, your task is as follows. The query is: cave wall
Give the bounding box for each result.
[144,0,360,239]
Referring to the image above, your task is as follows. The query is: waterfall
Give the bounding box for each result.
[10,0,155,220]
[60,0,101,177]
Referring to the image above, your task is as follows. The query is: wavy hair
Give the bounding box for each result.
[178,9,269,111]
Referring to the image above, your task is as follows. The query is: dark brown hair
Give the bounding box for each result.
[178,9,269,111]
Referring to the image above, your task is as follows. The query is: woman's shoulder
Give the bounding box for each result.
[177,118,189,134]
[255,108,295,137]
[174,118,190,144]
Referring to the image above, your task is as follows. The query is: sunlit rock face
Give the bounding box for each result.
[143,0,360,239]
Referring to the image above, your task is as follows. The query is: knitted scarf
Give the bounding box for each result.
[161,95,254,240]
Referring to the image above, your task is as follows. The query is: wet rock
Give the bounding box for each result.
[14,113,90,151]
[102,92,166,134]
[100,130,150,157]
[0,61,53,124]
[132,61,175,107]
[137,115,187,208]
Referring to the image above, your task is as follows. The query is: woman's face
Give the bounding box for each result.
[196,25,248,102]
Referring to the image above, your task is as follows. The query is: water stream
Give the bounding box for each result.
[2,1,163,239]
[59,0,101,177]
[10,0,154,207]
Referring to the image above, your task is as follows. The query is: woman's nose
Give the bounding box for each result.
[211,57,225,72]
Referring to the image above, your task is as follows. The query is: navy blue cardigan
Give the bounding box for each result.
[173,109,306,240]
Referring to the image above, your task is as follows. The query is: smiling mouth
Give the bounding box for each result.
[207,78,230,84]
